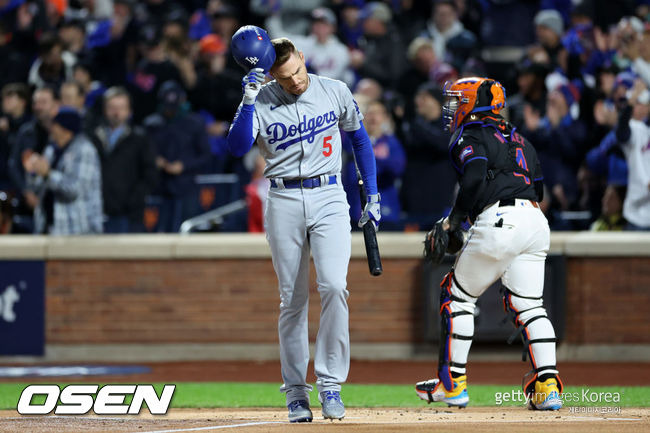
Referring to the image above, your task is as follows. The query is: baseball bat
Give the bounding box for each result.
[362,220,382,276]
[356,167,383,277]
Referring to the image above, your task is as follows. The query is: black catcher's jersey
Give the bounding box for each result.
[449,116,543,221]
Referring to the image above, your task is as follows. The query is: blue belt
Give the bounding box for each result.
[270,175,337,189]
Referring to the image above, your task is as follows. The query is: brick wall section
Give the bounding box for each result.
[347,259,424,343]
[46,257,649,345]
[46,259,426,344]
[564,257,650,344]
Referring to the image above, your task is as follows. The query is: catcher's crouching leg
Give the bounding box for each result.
[416,271,476,407]
[502,288,563,410]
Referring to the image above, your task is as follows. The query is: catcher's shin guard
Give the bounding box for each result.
[502,286,563,408]
[438,271,476,392]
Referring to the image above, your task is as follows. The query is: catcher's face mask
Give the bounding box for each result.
[442,78,507,132]
[442,92,461,132]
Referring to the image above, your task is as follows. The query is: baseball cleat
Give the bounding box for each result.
[319,391,345,420]
[287,399,313,422]
[416,378,445,403]
[416,376,469,407]
[528,378,562,411]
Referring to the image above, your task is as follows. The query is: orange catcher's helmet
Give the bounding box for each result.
[442,77,507,133]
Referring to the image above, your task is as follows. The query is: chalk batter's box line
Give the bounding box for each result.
[139,420,285,433]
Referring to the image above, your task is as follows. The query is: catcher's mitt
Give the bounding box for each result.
[423,220,448,264]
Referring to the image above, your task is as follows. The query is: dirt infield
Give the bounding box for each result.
[1,407,648,433]
[1,361,648,432]
[0,361,650,433]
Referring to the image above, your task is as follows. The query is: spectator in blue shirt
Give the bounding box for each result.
[343,100,406,230]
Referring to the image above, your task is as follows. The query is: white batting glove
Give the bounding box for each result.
[358,193,381,231]
[242,68,265,105]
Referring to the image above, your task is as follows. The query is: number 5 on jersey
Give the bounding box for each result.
[323,136,332,157]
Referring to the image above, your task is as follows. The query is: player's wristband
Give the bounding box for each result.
[243,94,257,106]
[367,193,380,204]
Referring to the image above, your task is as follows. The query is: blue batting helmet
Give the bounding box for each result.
[230,25,276,72]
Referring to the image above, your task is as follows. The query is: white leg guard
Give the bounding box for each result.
[502,288,558,377]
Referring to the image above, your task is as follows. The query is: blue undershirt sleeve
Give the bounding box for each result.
[350,121,378,196]
[227,104,256,157]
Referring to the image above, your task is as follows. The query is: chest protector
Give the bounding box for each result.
[452,118,533,182]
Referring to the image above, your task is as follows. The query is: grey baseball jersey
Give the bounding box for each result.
[244,74,363,405]
[251,73,363,178]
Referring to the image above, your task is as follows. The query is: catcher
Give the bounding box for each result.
[418,77,562,410]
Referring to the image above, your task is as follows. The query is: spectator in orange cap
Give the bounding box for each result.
[199,34,226,58]
[189,33,241,122]
[48,0,67,14]
[189,33,242,172]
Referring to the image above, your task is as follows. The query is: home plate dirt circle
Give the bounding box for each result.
[1,407,648,433]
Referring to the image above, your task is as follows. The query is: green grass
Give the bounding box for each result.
[0,383,647,410]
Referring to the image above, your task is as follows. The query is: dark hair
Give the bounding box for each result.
[74,59,95,76]
[37,32,63,56]
[165,8,189,30]
[2,83,30,101]
[60,18,86,32]
[434,0,457,11]
[271,38,298,70]
[416,82,444,105]
[34,84,59,100]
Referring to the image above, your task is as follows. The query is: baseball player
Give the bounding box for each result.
[416,77,563,410]
[227,28,379,422]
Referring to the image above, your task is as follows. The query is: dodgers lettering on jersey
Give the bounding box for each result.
[267,111,338,150]
[250,74,363,179]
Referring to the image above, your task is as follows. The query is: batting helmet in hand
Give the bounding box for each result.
[230,25,276,72]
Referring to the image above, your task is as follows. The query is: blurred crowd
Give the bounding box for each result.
[0,0,648,234]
